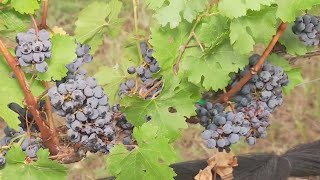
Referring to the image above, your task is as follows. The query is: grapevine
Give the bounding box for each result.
[0,0,319,180]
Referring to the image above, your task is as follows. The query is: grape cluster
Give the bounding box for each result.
[0,102,47,168]
[49,76,116,153]
[196,54,289,151]
[112,104,134,145]
[292,14,320,46]
[55,43,93,87]
[48,44,119,153]
[119,42,162,99]
[232,54,289,112]
[0,126,41,160]
[15,29,52,72]
[196,102,246,152]
[65,43,93,79]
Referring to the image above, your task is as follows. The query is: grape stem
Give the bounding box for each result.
[49,153,74,160]
[141,79,163,99]
[30,15,39,37]
[173,21,201,76]
[132,0,144,63]
[0,4,11,11]
[40,0,49,29]
[215,22,288,104]
[295,77,320,87]
[44,81,59,146]
[173,4,217,76]
[185,43,205,48]
[35,88,49,102]
[25,110,32,140]
[0,40,59,155]
[274,47,320,64]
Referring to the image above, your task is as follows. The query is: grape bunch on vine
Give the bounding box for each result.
[0,0,319,180]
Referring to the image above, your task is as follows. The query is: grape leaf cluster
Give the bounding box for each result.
[15,29,52,72]
[196,54,289,151]
[0,102,46,168]
[119,42,162,99]
[292,14,320,46]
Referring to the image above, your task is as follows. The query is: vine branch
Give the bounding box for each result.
[0,40,59,155]
[273,45,320,64]
[40,0,49,29]
[289,50,320,62]
[215,22,288,103]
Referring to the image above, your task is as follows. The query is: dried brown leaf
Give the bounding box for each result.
[195,152,238,180]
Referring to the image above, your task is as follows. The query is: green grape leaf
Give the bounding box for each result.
[107,145,129,176]
[268,54,303,94]
[10,0,40,14]
[95,63,135,105]
[279,24,307,56]
[37,34,76,81]
[218,0,275,19]
[2,145,67,180]
[283,68,303,94]
[122,40,143,65]
[107,123,177,180]
[121,75,200,140]
[275,0,320,22]
[75,0,123,53]
[150,23,193,71]
[182,0,208,23]
[5,144,26,163]
[1,0,9,4]
[181,41,248,90]
[0,10,29,41]
[95,66,125,105]
[198,15,230,52]
[94,43,137,105]
[0,54,44,129]
[229,8,277,54]
[150,21,246,91]
[154,0,184,29]
[145,0,166,10]
[153,0,208,29]
[268,54,291,71]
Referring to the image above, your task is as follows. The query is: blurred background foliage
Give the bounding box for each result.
[0,0,319,179]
